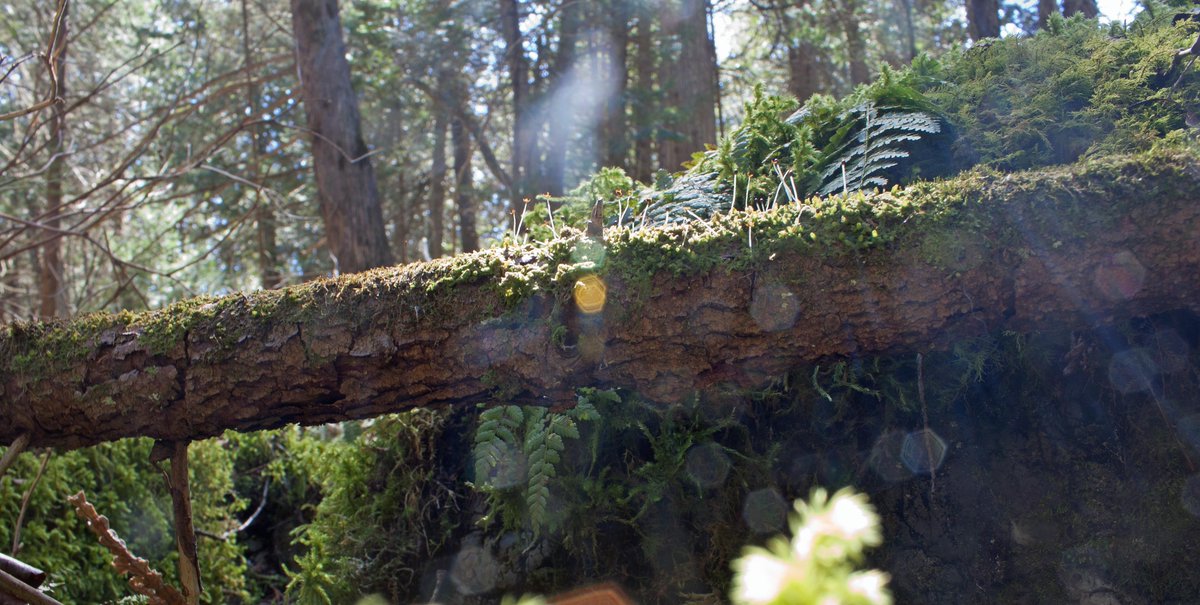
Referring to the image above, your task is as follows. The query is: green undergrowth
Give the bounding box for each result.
[0,438,249,604]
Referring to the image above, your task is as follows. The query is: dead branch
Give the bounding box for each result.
[0,434,30,481]
[67,491,187,605]
[166,442,201,605]
[10,451,50,556]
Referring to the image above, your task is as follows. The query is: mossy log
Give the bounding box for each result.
[3,151,1200,450]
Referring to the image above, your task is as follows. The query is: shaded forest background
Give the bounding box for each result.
[0,0,1106,321]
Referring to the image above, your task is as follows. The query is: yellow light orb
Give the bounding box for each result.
[573,274,607,314]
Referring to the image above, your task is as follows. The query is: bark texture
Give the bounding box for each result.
[660,0,718,170]
[291,0,392,273]
[1062,0,1098,18]
[502,0,533,210]
[966,0,1001,40]
[3,153,1200,450]
[787,41,822,104]
[40,0,69,320]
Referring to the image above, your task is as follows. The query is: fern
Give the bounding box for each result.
[471,402,596,535]
[639,172,728,226]
[817,102,943,196]
[474,405,524,482]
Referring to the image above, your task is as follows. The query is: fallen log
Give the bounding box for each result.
[3,150,1200,450]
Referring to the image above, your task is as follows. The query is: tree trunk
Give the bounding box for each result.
[502,0,534,210]
[428,108,448,259]
[898,0,917,64]
[543,0,582,198]
[787,41,823,104]
[599,0,631,171]
[39,0,69,320]
[290,0,392,274]
[837,0,871,86]
[632,5,656,183]
[452,102,477,253]
[1038,0,1058,29]
[1062,0,1098,18]
[966,0,1001,40]
[3,153,1199,450]
[660,0,717,171]
[244,0,280,289]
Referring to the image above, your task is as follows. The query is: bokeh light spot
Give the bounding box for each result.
[1176,414,1200,453]
[1182,474,1200,518]
[750,282,801,332]
[572,239,607,265]
[479,442,525,490]
[685,442,731,488]
[574,274,607,314]
[1093,250,1146,301]
[869,430,913,482]
[450,543,500,595]
[1151,329,1191,374]
[901,429,947,474]
[742,488,787,534]
[1107,348,1159,394]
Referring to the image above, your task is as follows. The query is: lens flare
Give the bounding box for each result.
[901,429,947,474]
[743,488,787,534]
[574,274,607,314]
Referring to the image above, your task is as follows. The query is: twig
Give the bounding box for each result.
[0,434,30,481]
[0,0,69,123]
[917,353,936,496]
[11,451,50,555]
[228,479,270,538]
[68,491,186,605]
[168,442,201,605]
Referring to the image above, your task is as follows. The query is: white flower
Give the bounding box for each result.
[791,526,816,560]
[733,551,791,604]
[846,570,892,605]
[826,490,880,545]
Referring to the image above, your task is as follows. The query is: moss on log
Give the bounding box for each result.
[3,150,1200,450]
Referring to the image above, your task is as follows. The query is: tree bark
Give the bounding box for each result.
[898,0,917,64]
[39,0,69,320]
[290,0,392,274]
[542,0,582,198]
[1038,0,1058,30]
[599,0,631,171]
[1062,0,1098,18]
[502,0,534,210]
[837,0,871,86]
[966,0,1001,40]
[660,0,718,171]
[632,5,656,183]
[787,41,823,104]
[451,102,477,253]
[428,108,448,259]
[3,153,1199,450]
[244,0,280,290]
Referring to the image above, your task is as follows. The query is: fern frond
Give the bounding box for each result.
[474,405,523,482]
[817,102,942,196]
